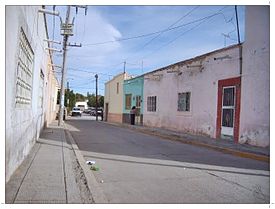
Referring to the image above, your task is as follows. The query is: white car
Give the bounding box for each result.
[72,107,82,116]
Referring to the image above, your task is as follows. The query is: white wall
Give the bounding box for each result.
[239,6,270,147]
[143,46,240,138]
[76,101,88,109]
[6,6,49,182]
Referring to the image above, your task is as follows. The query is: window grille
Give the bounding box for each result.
[178,92,191,111]
[15,28,34,108]
[147,96,156,112]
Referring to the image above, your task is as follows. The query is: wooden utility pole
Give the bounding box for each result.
[235,5,242,76]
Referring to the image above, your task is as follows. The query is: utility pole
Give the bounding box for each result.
[57,5,87,126]
[58,6,71,126]
[235,5,242,76]
[123,61,126,73]
[95,74,98,121]
[67,81,70,109]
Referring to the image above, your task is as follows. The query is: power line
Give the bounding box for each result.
[82,8,229,47]
[132,6,228,64]
[133,6,200,53]
[67,67,114,76]
[123,6,200,66]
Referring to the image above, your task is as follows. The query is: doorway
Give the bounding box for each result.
[105,103,109,121]
[216,77,241,142]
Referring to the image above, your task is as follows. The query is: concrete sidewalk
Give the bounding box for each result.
[5,121,93,204]
[104,121,270,163]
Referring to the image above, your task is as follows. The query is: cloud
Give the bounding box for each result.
[67,7,123,66]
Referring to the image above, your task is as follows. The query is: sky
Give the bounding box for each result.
[46,5,245,96]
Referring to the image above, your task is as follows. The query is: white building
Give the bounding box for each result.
[239,6,270,147]
[143,44,242,142]
[75,101,88,111]
[6,6,59,181]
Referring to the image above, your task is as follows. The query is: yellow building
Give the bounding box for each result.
[104,72,131,123]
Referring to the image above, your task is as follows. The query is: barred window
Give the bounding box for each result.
[125,94,132,110]
[147,96,156,112]
[178,92,191,111]
[38,70,44,108]
[15,27,34,108]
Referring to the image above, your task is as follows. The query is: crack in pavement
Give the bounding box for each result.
[205,171,269,202]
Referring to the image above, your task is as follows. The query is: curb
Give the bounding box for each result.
[103,121,269,163]
[64,123,108,203]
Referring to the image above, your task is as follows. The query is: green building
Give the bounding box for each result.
[123,75,144,125]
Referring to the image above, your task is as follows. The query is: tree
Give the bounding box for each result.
[75,93,85,102]
[87,93,96,107]
[99,96,104,108]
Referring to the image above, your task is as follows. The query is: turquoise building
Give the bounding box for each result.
[123,75,144,125]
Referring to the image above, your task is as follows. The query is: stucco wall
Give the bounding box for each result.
[239,6,270,147]
[104,73,131,122]
[6,6,49,182]
[123,76,144,114]
[45,58,59,127]
[143,46,240,138]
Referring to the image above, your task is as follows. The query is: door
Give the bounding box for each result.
[216,77,241,142]
[105,103,109,121]
[135,95,141,124]
[221,86,235,138]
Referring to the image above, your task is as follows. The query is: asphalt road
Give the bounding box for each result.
[66,117,270,203]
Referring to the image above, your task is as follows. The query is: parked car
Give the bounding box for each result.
[83,109,90,114]
[72,107,82,117]
[90,108,103,116]
[89,108,95,116]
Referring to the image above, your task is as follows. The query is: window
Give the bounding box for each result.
[125,94,132,110]
[38,70,44,108]
[116,82,119,94]
[147,96,156,112]
[136,95,141,108]
[15,27,34,108]
[178,92,191,111]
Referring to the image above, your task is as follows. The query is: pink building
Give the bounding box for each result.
[143,6,269,147]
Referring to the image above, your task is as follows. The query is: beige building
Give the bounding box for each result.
[6,6,59,181]
[104,72,131,123]
[45,55,59,126]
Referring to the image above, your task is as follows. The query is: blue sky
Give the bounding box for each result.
[46,5,245,96]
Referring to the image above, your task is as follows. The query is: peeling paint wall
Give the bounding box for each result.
[5,6,50,182]
[240,6,270,147]
[143,46,240,138]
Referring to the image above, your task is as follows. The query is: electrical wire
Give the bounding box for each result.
[68,67,115,76]
[123,6,200,67]
[133,6,228,64]
[82,8,229,47]
[134,6,200,53]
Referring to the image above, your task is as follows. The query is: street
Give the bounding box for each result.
[66,116,269,203]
